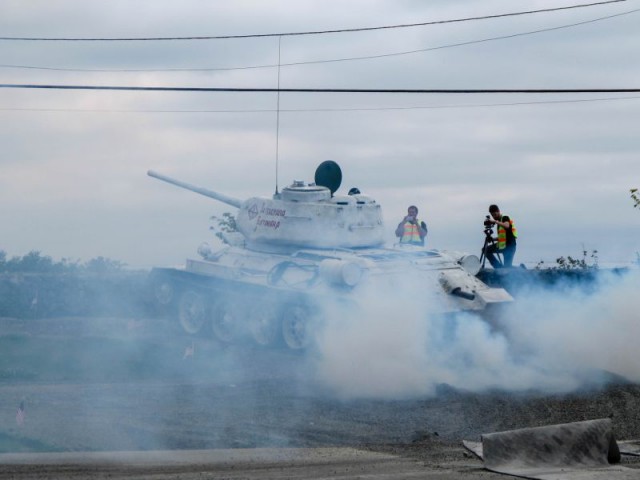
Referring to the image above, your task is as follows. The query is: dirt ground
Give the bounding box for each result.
[1,315,639,479]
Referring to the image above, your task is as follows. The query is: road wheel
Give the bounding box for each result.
[248,304,279,347]
[281,304,312,350]
[178,290,206,334]
[154,280,175,306]
[211,301,238,343]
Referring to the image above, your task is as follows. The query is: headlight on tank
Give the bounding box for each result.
[439,250,481,276]
[458,254,481,276]
[319,259,363,287]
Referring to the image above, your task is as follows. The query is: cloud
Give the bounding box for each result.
[0,1,638,267]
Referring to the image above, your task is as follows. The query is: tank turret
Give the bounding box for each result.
[148,161,384,250]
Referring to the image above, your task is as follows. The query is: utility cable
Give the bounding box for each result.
[0,0,626,41]
[1,84,639,94]
[2,95,639,114]
[2,8,636,73]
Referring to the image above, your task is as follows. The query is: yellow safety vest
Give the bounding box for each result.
[497,215,517,249]
[400,220,423,245]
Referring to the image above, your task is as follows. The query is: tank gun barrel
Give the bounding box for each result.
[147,170,242,209]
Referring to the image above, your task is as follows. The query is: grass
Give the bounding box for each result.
[0,334,202,383]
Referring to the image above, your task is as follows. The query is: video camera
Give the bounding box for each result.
[483,215,494,237]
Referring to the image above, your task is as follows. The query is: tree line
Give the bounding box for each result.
[0,250,126,274]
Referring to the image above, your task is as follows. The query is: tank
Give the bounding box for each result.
[147,161,512,349]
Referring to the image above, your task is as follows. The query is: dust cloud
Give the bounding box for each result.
[313,269,640,399]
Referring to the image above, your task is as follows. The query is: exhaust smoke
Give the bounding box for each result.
[312,269,640,399]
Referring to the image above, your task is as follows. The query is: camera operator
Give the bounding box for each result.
[396,205,428,246]
[483,204,518,268]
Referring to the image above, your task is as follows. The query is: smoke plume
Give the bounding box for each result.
[313,269,640,399]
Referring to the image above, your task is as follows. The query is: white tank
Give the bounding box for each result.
[147,161,512,350]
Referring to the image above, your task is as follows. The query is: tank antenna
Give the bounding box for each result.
[274,35,282,195]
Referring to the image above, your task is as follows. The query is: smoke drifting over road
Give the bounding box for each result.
[313,269,640,399]
[2,268,639,453]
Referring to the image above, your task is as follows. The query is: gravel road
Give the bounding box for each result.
[1,315,639,479]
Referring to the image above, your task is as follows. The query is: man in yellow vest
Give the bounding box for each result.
[484,204,518,268]
[395,205,428,246]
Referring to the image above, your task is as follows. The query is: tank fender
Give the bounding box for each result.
[439,270,476,301]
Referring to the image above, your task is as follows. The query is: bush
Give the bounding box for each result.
[535,249,598,271]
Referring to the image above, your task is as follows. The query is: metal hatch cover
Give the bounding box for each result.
[314,160,342,195]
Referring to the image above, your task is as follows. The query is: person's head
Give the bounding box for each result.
[348,187,360,195]
[407,205,418,217]
[489,204,501,220]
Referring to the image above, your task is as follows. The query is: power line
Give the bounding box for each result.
[2,95,639,114]
[0,0,626,41]
[2,84,639,94]
[281,9,640,69]
[2,8,636,74]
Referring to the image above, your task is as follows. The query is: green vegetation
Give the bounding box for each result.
[0,334,185,383]
[632,188,639,209]
[0,250,125,273]
[0,432,60,453]
[210,212,238,244]
[536,249,599,271]
[0,251,145,319]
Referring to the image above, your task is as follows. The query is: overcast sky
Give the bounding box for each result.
[1,0,639,269]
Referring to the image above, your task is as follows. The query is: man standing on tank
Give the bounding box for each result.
[484,204,517,268]
[396,205,428,246]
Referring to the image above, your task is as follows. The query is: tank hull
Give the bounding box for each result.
[148,245,512,349]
